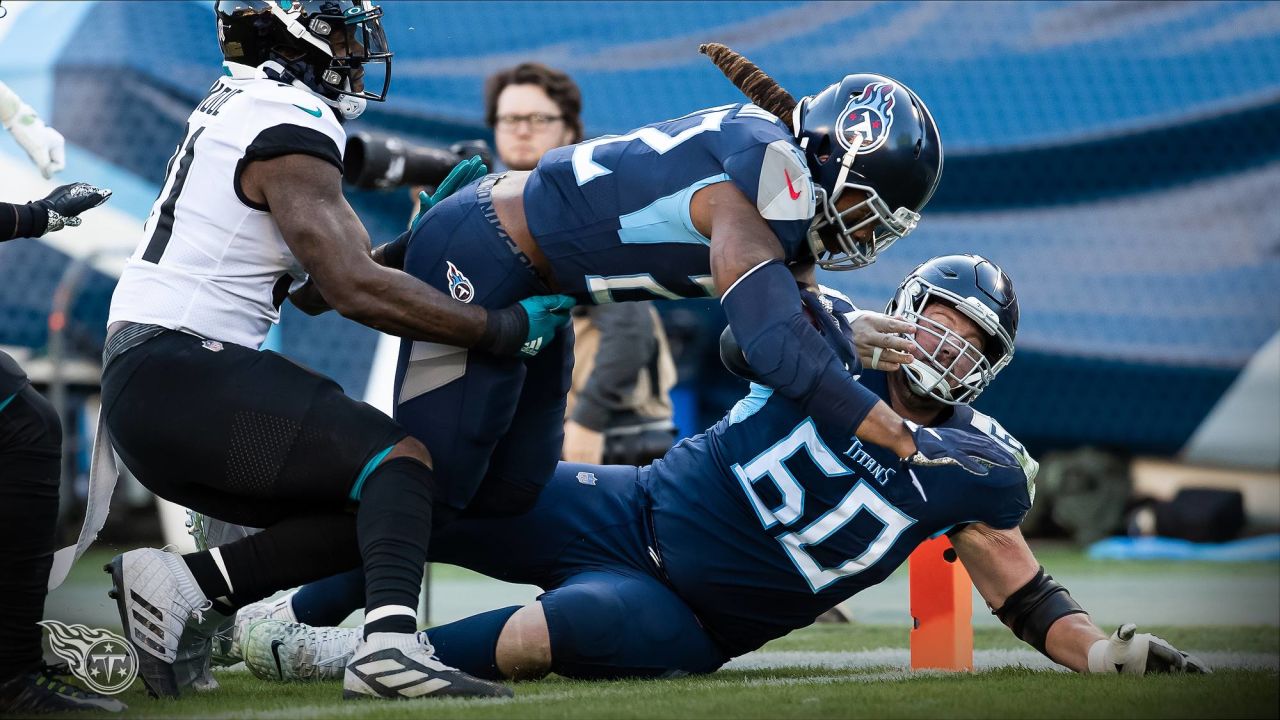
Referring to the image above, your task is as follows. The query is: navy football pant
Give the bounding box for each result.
[292,464,728,678]
[395,175,573,515]
[428,462,727,679]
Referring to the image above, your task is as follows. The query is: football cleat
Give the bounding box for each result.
[230,590,299,664]
[343,632,513,700]
[243,619,359,683]
[0,664,127,713]
[105,548,212,698]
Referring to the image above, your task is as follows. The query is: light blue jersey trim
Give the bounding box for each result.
[728,383,773,425]
[0,392,16,415]
[348,445,395,501]
[618,173,729,246]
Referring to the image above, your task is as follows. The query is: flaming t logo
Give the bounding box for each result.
[38,620,137,695]
[446,261,475,303]
[837,82,897,154]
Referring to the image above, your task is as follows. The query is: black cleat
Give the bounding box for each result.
[0,664,127,714]
[343,632,513,700]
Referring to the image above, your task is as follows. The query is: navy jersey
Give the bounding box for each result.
[644,297,1037,656]
[524,103,817,304]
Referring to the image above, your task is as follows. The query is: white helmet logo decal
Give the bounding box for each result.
[836,82,896,154]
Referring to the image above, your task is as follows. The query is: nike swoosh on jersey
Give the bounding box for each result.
[784,169,802,200]
[292,104,324,117]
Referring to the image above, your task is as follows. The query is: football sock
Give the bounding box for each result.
[185,513,361,610]
[357,457,436,638]
[426,606,522,680]
[291,568,365,627]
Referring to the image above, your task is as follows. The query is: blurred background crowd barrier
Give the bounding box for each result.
[1,1,1277,547]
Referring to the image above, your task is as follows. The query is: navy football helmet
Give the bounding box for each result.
[216,0,391,119]
[886,254,1017,405]
[793,74,942,270]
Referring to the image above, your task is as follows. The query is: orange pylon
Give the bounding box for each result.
[909,534,973,671]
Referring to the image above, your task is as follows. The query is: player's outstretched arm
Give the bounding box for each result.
[288,157,490,315]
[951,523,1209,674]
[246,152,572,355]
[700,181,917,458]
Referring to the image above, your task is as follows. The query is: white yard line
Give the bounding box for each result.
[725,648,1279,672]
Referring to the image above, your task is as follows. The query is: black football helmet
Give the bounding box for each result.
[886,254,1017,405]
[215,0,391,119]
[793,74,942,270]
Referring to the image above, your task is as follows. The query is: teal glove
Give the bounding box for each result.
[517,294,577,357]
[411,155,488,231]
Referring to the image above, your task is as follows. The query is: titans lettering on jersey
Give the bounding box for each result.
[523,103,816,304]
[108,62,345,349]
[644,369,1035,657]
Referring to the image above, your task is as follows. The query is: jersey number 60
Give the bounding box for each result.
[731,419,916,592]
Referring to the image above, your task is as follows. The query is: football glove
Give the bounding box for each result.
[902,420,1018,476]
[480,294,577,358]
[32,183,112,235]
[411,155,488,231]
[1,86,66,179]
[1087,624,1211,675]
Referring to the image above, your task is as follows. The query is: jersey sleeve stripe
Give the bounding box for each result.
[233,124,344,211]
[243,123,343,172]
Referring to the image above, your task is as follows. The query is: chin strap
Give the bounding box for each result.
[259,60,365,120]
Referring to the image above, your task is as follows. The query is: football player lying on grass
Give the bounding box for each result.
[236,255,1208,683]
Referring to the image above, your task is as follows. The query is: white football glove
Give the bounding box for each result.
[1087,623,1211,675]
[1,83,66,179]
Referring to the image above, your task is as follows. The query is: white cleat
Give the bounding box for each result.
[230,590,299,663]
[343,632,513,700]
[243,619,359,682]
[105,548,211,698]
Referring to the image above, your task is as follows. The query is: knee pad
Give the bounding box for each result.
[540,581,628,665]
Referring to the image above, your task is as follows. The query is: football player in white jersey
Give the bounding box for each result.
[99,0,571,702]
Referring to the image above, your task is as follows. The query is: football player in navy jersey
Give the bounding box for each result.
[262,44,992,631]
[241,255,1207,682]
[363,44,990,533]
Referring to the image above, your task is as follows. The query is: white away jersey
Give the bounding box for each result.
[108,62,345,349]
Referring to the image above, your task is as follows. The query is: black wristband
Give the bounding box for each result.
[1,201,47,241]
[477,303,528,356]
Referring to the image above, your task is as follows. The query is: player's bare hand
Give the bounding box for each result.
[851,311,915,371]
[562,420,605,464]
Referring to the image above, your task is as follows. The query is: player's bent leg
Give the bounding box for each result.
[495,604,553,680]
[538,570,727,680]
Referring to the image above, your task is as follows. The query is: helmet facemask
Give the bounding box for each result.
[795,98,922,271]
[889,281,1014,405]
[807,179,919,271]
[263,1,391,118]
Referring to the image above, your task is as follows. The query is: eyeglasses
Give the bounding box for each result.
[495,113,564,132]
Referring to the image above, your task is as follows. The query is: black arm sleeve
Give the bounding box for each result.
[571,302,657,431]
[0,200,47,241]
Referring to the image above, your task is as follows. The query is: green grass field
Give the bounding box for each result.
[59,625,1279,720]
[42,547,1280,719]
